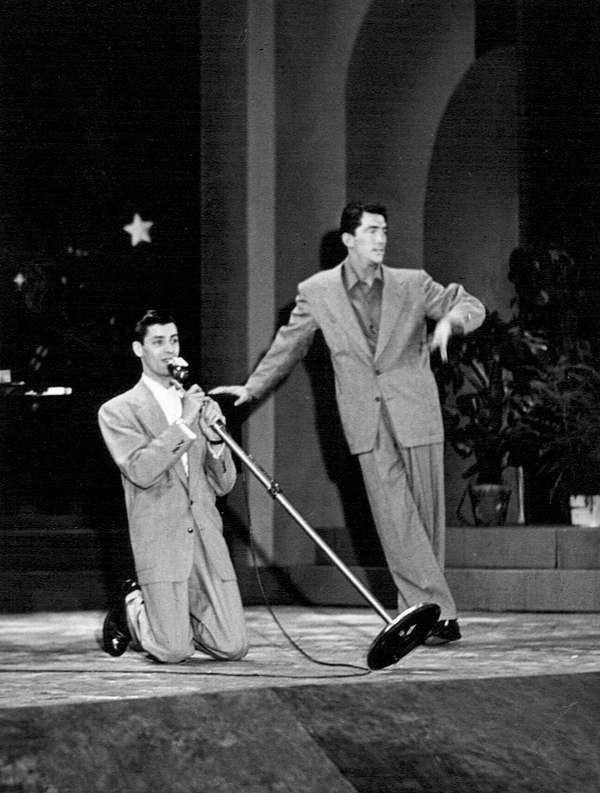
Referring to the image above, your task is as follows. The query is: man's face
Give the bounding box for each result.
[343,211,387,269]
[133,322,180,382]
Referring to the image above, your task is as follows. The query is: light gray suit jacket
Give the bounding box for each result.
[98,379,237,585]
[246,264,485,454]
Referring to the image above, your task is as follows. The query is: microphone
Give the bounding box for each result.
[167,357,190,386]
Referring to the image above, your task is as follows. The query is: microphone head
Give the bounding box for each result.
[167,356,190,384]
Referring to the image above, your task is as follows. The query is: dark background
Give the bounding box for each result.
[0,0,202,394]
[0,1,202,525]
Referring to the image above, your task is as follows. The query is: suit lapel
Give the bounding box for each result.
[132,379,190,487]
[131,379,167,435]
[375,268,408,362]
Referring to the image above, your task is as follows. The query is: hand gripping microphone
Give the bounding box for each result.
[168,356,226,434]
[169,358,439,669]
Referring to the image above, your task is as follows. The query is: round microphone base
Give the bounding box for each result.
[366,602,441,670]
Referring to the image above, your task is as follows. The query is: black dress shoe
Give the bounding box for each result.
[101,579,139,657]
[423,619,461,646]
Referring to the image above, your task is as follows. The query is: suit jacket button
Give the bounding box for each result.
[375,396,381,402]
[187,527,193,533]
[375,369,381,375]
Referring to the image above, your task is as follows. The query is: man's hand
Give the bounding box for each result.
[199,396,226,442]
[181,384,207,425]
[429,317,452,362]
[209,385,252,406]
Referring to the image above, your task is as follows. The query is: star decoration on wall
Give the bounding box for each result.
[123,213,153,246]
[13,272,26,289]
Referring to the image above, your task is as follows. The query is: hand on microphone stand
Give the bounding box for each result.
[199,395,226,444]
[180,385,224,443]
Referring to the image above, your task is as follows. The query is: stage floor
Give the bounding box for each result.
[1,607,599,709]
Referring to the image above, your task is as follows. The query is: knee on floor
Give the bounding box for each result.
[216,635,249,662]
[197,631,249,662]
[152,644,194,664]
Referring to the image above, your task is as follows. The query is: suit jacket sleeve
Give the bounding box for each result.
[245,285,318,399]
[204,444,236,496]
[422,273,485,333]
[98,397,196,489]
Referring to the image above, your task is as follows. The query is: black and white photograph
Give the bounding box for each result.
[1,2,599,791]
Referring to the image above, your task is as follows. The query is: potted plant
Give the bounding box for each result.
[433,312,541,525]
[522,344,600,526]
[508,242,583,352]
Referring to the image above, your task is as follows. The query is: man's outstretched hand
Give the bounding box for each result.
[429,317,452,362]
[209,385,252,406]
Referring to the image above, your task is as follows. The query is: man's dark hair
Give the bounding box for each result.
[340,201,388,236]
[133,309,176,343]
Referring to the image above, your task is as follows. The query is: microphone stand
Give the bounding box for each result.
[210,417,440,670]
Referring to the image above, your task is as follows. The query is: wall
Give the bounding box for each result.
[520,0,600,260]
[200,1,249,386]
[200,0,581,569]
[200,0,375,564]
[424,45,521,522]
[269,0,374,563]
[199,0,522,567]
[424,47,519,316]
[347,0,475,269]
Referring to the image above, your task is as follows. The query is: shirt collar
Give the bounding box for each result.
[343,258,383,290]
[142,373,180,398]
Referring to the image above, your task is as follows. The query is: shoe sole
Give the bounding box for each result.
[101,609,130,657]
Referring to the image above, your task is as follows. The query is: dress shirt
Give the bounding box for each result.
[142,375,225,466]
[343,260,383,354]
[142,374,195,473]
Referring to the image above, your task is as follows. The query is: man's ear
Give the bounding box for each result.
[341,231,354,249]
[132,341,143,359]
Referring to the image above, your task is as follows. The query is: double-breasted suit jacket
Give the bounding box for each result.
[98,379,237,586]
[246,263,485,454]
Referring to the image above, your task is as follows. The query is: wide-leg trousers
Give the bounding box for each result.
[357,407,457,619]
[125,521,248,664]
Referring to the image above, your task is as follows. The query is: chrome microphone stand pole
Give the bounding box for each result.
[211,419,440,670]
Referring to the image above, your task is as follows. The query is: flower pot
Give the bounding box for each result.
[469,484,512,526]
[569,495,600,527]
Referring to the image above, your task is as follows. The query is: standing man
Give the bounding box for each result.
[99,309,248,663]
[211,202,485,644]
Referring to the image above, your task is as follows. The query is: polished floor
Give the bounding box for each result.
[1,607,599,709]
